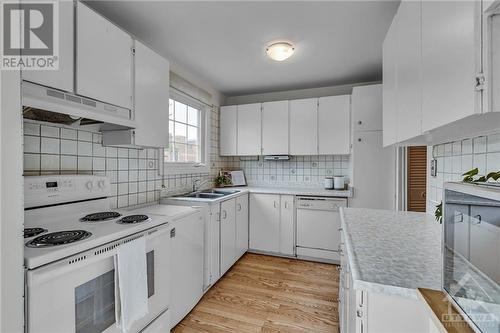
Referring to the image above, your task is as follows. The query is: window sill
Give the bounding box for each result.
[163,162,210,175]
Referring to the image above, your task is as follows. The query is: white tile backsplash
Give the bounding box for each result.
[429,131,500,212]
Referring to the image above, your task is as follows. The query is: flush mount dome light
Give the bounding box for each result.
[266,42,295,61]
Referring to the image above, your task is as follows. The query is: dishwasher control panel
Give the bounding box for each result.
[297,196,347,211]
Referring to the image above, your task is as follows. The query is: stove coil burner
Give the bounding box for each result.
[80,211,121,222]
[117,215,151,224]
[26,230,92,248]
[24,228,47,238]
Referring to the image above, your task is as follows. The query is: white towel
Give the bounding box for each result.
[115,237,149,333]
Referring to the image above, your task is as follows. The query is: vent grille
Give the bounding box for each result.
[46,89,65,100]
[82,99,96,107]
[69,255,87,265]
[94,243,119,256]
[65,94,81,104]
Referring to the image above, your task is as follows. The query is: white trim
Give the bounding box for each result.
[164,90,210,175]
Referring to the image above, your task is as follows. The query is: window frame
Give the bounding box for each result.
[163,90,210,175]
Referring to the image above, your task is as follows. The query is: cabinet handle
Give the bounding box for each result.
[356,309,363,318]
[472,214,482,225]
[284,201,288,209]
[273,201,278,209]
[358,120,362,125]
[222,210,227,219]
[357,138,362,142]
[237,203,242,211]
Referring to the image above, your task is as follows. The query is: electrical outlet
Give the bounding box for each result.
[431,159,437,177]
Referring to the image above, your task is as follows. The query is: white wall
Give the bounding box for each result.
[225,81,380,105]
[1,69,24,332]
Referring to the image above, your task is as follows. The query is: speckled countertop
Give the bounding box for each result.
[340,207,442,299]
[233,186,353,198]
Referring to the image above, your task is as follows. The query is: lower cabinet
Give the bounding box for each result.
[220,199,237,275]
[235,194,249,259]
[249,193,295,256]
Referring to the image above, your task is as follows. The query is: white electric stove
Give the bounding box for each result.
[23,175,195,333]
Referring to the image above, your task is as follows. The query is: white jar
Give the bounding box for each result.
[324,177,334,189]
[334,176,346,190]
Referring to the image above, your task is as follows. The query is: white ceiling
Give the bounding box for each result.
[86,1,400,96]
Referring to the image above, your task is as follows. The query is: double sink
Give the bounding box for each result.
[177,188,241,200]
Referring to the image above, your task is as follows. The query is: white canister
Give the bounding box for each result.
[324,177,334,189]
[333,176,346,190]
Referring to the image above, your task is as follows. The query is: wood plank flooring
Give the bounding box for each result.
[172,253,339,333]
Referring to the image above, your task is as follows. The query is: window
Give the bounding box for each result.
[165,98,202,163]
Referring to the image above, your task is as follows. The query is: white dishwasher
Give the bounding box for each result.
[296,196,347,263]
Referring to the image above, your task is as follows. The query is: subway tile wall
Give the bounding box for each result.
[239,155,351,187]
[427,132,500,212]
[23,107,235,208]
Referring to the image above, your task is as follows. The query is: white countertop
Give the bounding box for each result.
[232,186,353,198]
[340,207,442,299]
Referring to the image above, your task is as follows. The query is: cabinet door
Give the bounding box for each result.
[290,98,318,155]
[76,2,132,109]
[318,95,351,155]
[22,0,74,92]
[134,40,169,147]
[235,194,249,259]
[209,204,221,285]
[237,103,262,155]
[220,105,237,156]
[279,195,295,255]
[396,0,422,142]
[421,1,481,132]
[220,199,236,275]
[249,194,280,253]
[262,100,289,155]
[352,85,382,132]
[382,13,398,147]
[351,131,396,210]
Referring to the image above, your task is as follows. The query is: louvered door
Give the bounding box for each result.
[407,146,427,212]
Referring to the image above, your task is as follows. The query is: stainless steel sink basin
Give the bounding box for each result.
[175,188,241,200]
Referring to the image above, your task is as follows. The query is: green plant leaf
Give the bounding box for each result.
[486,171,500,181]
[462,168,479,177]
[463,175,474,183]
[475,176,487,183]
[435,202,443,224]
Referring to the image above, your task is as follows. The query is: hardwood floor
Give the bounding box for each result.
[172,253,340,333]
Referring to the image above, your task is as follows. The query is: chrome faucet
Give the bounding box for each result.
[192,178,208,192]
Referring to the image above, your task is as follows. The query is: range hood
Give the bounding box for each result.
[264,155,290,161]
[21,81,135,128]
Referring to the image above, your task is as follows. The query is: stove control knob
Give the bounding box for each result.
[85,181,93,190]
[97,180,105,189]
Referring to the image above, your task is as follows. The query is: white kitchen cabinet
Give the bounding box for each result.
[220,105,237,156]
[382,12,398,147]
[132,40,170,147]
[220,198,237,275]
[249,193,280,253]
[318,95,351,155]
[76,2,132,109]
[396,0,422,142]
[22,1,74,92]
[421,0,481,132]
[350,131,396,210]
[279,195,295,256]
[262,100,289,155]
[290,98,318,155]
[235,194,249,259]
[352,85,383,132]
[208,204,221,286]
[237,103,262,155]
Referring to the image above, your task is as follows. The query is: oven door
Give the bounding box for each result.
[26,226,170,333]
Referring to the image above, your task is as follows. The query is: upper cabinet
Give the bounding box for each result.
[318,95,351,155]
[220,94,352,156]
[22,1,74,92]
[237,103,262,155]
[290,98,318,155]
[396,0,422,142]
[76,2,133,109]
[262,101,289,155]
[382,14,398,147]
[383,0,484,146]
[421,0,481,132]
[133,40,170,148]
[352,85,383,132]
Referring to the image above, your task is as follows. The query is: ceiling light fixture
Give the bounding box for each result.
[266,42,295,61]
